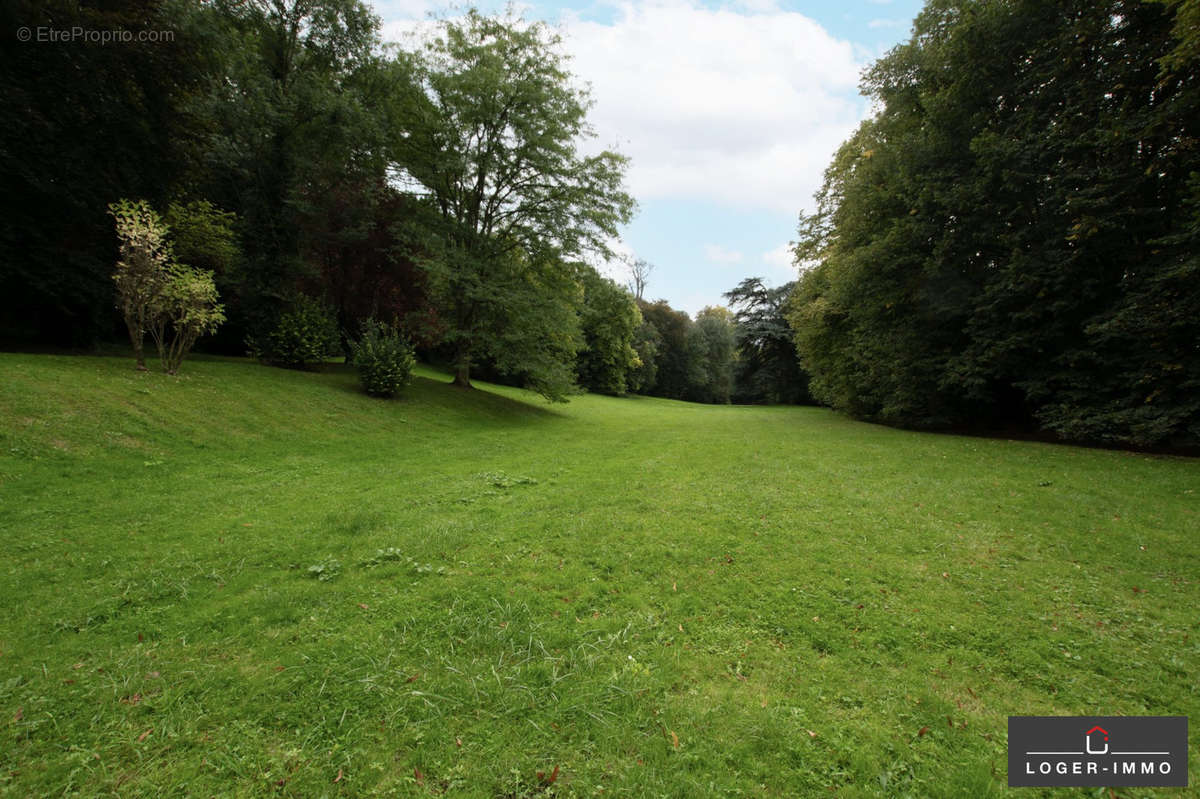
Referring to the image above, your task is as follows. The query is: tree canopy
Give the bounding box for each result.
[788,0,1200,447]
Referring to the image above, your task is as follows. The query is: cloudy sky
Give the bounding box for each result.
[376,0,924,315]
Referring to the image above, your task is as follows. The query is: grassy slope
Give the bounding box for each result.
[0,353,1196,798]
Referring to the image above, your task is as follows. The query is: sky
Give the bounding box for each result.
[375,0,925,316]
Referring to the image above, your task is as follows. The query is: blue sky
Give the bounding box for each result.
[376,0,925,315]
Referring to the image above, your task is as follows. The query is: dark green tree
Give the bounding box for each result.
[724,277,809,404]
[788,0,1200,446]
[637,300,693,400]
[577,268,641,396]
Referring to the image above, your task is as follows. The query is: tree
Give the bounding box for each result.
[110,200,173,370]
[390,10,634,396]
[110,199,224,374]
[577,267,641,395]
[625,256,654,301]
[150,263,225,375]
[725,277,809,404]
[637,300,693,400]
[686,307,736,404]
[1,0,208,345]
[788,0,1200,446]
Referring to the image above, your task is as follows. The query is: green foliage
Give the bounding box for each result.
[725,277,809,404]
[686,307,737,404]
[163,200,240,278]
[788,0,1200,446]
[350,319,416,398]
[1,0,205,345]
[150,263,226,375]
[390,10,634,395]
[627,317,662,394]
[109,199,224,374]
[637,300,693,400]
[109,200,173,370]
[577,267,641,395]
[249,296,341,370]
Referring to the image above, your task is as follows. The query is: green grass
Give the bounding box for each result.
[0,352,1197,798]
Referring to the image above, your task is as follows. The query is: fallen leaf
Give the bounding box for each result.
[13,707,22,722]
[670,730,679,749]
[941,572,949,578]
[413,766,424,785]
[137,728,152,742]
[334,768,343,783]
[146,671,160,679]
[455,737,462,748]
[807,729,817,738]
[918,726,929,737]
[274,666,285,672]
[357,603,368,610]
[946,715,953,728]
[760,697,768,708]
[678,624,683,633]
[406,672,420,683]
[72,662,83,670]
[545,765,559,784]
[672,582,677,591]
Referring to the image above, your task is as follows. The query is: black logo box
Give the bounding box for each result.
[1009,716,1188,787]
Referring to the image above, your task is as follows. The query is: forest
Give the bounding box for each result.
[2,0,1197,445]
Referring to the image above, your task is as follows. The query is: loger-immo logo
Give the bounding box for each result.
[1008,716,1188,787]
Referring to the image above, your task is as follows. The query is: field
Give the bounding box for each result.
[0,353,1196,797]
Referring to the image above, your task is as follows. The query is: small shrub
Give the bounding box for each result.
[250,296,340,369]
[351,319,416,398]
[110,199,224,374]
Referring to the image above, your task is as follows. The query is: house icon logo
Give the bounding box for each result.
[1085,726,1109,755]
[1008,715,1188,788]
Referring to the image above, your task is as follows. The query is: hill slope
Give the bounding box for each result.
[0,354,1197,797]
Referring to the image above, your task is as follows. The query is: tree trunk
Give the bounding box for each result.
[452,361,472,388]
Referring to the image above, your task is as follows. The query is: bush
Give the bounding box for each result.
[351,319,416,398]
[250,296,340,369]
[110,199,224,374]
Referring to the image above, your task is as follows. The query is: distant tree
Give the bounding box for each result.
[637,300,693,400]
[389,10,634,396]
[724,277,809,404]
[686,307,736,404]
[577,268,641,395]
[628,317,662,394]
[625,256,654,301]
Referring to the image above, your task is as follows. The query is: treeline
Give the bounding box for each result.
[1,0,811,405]
[788,0,1200,447]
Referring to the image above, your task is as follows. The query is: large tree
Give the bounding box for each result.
[725,277,809,404]
[390,10,634,396]
[788,0,1200,446]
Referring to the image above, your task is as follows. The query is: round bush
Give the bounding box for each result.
[352,319,416,398]
[250,296,340,369]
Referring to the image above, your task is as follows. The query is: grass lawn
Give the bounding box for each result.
[0,353,1196,797]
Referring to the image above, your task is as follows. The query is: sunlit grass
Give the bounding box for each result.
[0,353,1196,797]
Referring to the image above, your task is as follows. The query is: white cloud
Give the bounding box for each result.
[562,1,866,214]
[704,243,744,265]
[867,18,906,29]
[760,242,797,282]
[376,0,869,216]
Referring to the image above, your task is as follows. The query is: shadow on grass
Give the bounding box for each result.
[323,363,565,425]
